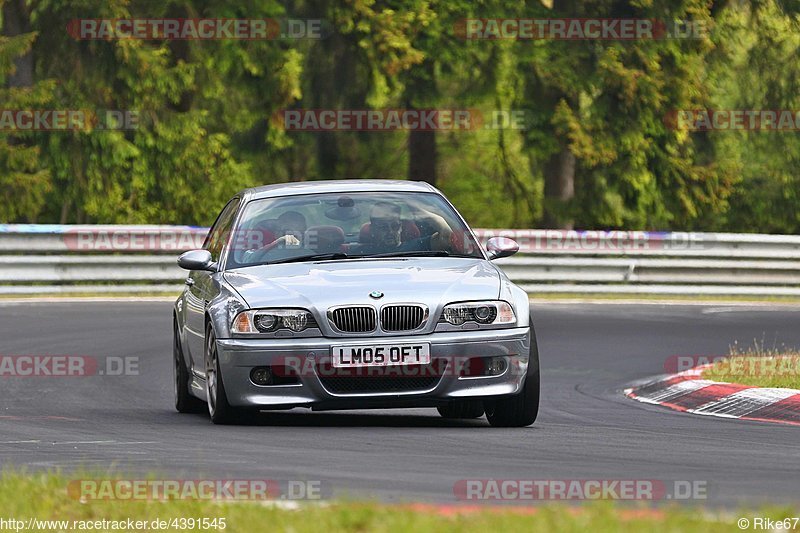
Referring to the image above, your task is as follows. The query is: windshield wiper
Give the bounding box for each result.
[268,252,350,265]
[365,250,467,259]
[267,250,474,264]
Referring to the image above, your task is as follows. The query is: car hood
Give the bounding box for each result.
[223,258,501,312]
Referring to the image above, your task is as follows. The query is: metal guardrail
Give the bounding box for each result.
[0,225,799,296]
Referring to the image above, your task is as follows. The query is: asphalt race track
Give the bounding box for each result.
[1,300,799,507]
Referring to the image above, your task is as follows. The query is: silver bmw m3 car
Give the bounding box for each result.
[173,180,539,426]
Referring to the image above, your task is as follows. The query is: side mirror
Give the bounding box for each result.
[178,249,216,271]
[486,237,519,260]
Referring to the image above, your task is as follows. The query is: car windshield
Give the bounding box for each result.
[225,191,483,268]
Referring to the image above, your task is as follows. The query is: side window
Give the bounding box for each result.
[203,198,241,262]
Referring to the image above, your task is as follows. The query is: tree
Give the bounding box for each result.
[711,0,800,233]
[518,0,734,230]
[0,0,53,222]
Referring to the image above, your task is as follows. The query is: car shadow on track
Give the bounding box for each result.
[176,409,497,428]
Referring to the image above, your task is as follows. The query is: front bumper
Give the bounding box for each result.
[215,327,532,409]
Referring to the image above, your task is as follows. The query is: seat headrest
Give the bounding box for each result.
[305,225,345,252]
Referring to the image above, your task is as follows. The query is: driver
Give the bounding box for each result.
[357,201,453,255]
[369,202,403,249]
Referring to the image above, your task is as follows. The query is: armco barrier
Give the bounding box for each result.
[0,225,799,296]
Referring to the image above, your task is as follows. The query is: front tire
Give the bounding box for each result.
[205,324,247,424]
[484,323,540,427]
[174,320,205,413]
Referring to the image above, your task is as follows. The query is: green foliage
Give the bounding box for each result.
[0,0,798,231]
[0,32,53,222]
[709,2,800,233]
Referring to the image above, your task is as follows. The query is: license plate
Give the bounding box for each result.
[331,343,431,368]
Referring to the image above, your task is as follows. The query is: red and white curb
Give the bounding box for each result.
[624,366,800,426]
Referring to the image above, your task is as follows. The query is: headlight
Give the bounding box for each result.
[232,309,316,334]
[254,314,278,332]
[440,301,515,326]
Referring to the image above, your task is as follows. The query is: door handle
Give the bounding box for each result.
[185,277,194,287]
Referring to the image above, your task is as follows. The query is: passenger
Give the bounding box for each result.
[242,211,307,262]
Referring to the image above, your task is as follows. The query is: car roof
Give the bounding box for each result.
[241,179,439,201]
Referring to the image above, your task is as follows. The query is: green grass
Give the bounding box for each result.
[702,340,800,388]
[0,471,794,532]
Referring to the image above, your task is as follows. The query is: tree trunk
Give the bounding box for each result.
[166,4,194,112]
[308,31,352,179]
[2,0,33,87]
[408,130,436,185]
[405,59,437,186]
[542,144,576,229]
[538,0,578,229]
[522,72,578,229]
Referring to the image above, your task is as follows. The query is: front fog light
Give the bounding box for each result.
[459,356,508,377]
[250,367,273,385]
[485,357,507,376]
